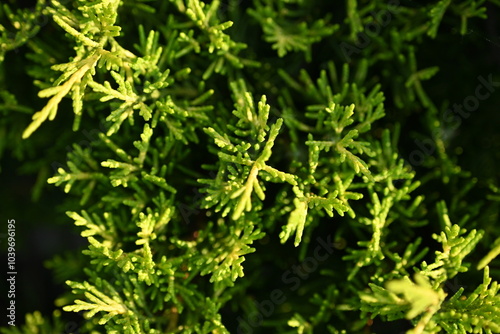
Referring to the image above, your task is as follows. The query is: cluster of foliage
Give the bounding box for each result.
[2,0,500,333]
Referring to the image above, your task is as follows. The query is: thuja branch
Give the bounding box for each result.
[22,54,100,139]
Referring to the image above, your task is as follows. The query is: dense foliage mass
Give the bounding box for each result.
[2,0,500,333]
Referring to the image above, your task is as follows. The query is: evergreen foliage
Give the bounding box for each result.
[1,0,500,333]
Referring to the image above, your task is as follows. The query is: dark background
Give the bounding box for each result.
[1,0,500,332]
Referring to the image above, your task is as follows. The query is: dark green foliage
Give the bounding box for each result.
[2,0,500,333]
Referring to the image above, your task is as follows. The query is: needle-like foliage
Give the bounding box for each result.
[1,0,500,333]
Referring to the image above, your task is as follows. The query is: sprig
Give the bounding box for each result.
[248,0,338,61]
[63,280,128,325]
[418,201,483,288]
[23,0,126,138]
[201,88,297,220]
